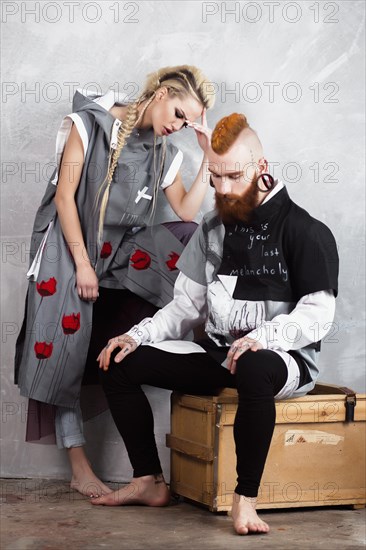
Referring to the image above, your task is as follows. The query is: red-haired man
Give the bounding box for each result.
[93,114,338,536]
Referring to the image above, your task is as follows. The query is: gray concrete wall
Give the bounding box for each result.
[1,0,365,482]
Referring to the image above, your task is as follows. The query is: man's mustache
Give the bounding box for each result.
[215,193,243,202]
[214,176,259,224]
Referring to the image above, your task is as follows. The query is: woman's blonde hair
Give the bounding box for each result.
[95,65,215,242]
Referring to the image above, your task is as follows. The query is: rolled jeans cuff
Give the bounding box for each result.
[55,403,86,449]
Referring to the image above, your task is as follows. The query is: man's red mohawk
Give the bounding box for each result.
[211,113,249,155]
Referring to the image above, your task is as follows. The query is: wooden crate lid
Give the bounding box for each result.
[172,384,366,423]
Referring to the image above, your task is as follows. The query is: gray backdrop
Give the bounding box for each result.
[1,0,365,482]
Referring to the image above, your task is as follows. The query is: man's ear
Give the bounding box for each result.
[258,157,268,174]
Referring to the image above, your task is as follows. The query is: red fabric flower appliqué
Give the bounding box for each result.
[34,342,53,359]
[130,249,151,270]
[62,313,81,335]
[36,277,57,297]
[100,242,112,259]
[166,252,180,271]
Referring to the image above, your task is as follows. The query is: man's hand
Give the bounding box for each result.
[97,334,138,371]
[226,337,263,375]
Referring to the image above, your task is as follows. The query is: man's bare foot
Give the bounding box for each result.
[67,447,112,497]
[231,494,269,535]
[90,474,170,507]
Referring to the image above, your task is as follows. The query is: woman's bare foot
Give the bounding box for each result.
[231,494,269,535]
[70,470,112,498]
[90,474,170,507]
[67,447,112,497]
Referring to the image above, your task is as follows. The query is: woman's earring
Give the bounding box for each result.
[256,173,275,192]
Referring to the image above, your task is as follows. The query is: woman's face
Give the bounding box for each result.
[150,87,203,137]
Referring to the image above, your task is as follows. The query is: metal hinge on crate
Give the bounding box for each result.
[309,383,357,422]
[339,387,357,422]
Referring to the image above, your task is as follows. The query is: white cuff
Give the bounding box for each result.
[161,149,183,189]
[126,318,155,346]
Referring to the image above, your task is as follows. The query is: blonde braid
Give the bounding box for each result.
[144,65,216,110]
[96,94,156,242]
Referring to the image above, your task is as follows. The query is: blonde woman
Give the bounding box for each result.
[15,66,215,497]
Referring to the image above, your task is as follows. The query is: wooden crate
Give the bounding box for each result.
[166,383,366,512]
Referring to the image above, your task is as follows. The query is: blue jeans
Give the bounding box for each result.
[55,401,85,449]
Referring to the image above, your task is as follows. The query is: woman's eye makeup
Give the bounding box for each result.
[175,109,189,128]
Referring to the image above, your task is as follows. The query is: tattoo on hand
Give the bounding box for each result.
[118,336,135,346]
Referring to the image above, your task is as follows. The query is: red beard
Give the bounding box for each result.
[215,174,259,224]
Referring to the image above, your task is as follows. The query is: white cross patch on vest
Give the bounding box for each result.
[135,186,153,204]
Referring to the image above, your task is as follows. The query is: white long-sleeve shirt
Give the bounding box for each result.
[126,272,336,353]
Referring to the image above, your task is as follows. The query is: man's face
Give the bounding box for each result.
[208,144,260,224]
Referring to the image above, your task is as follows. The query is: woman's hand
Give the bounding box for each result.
[226,337,263,375]
[97,334,138,371]
[187,109,212,155]
[76,263,99,301]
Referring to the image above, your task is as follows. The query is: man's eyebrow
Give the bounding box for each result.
[208,167,244,176]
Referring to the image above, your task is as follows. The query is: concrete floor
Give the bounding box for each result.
[1,479,365,549]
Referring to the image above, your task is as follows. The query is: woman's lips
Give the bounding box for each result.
[162,126,173,136]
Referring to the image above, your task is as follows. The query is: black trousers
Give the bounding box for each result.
[99,345,288,497]
[82,221,198,386]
